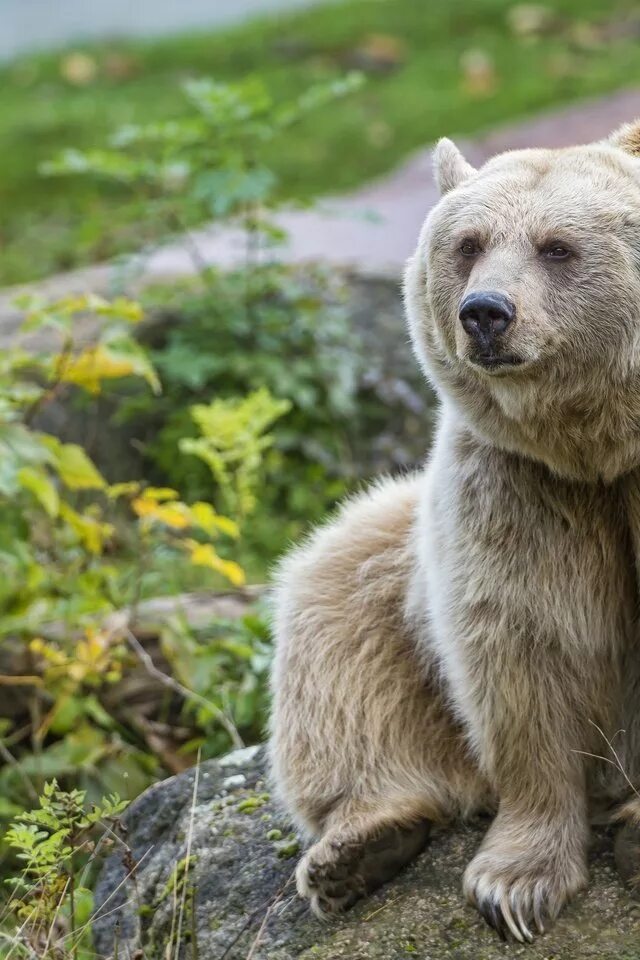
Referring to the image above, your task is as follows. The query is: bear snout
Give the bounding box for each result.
[458,291,520,369]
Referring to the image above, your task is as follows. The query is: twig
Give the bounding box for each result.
[573,719,640,802]
[217,891,279,960]
[174,751,201,960]
[191,885,199,960]
[125,628,243,749]
[42,875,71,956]
[23,337,74,426]
[0,675,43,686]
[363,895,402,921]
[245,872,295,960]
[79,844,155,932]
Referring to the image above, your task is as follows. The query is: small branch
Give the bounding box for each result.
[0,675,43,686]
[23,338,74,426]
[174,750,201,960]
[573,719,640,803]
[245,872,295,960]
[124,629,243,749]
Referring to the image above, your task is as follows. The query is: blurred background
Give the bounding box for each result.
[2,2,640,952]
[4,0,640,286]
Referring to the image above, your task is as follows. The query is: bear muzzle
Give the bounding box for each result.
[458,291,523,371]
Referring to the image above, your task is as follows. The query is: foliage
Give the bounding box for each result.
[0,780,126,960]
[131,265,363,564]
[181,388,292,518]
[2,780,127,959]
[159,607,273,759]
[37,73,373,568]
[41,71,363,274]
[0,293,285,842]
[2,0,640,283]
[1,73,368,843]
[0,293,242,630]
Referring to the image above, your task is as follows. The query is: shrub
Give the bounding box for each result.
[0,294,285,829]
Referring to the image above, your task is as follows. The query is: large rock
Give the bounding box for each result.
[93,747,640,959]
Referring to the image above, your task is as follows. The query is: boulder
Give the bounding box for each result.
[93,746,640,959]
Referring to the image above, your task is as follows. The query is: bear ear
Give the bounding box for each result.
[609,120,640,157]
[433,138,476,194]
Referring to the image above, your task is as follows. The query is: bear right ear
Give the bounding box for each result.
[433,138,476,194]
[609,119,640,157]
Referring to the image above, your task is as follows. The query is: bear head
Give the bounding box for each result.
[404,120,640,482]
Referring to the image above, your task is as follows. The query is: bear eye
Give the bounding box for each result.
[459,239,481,257]
[543,243,572,261]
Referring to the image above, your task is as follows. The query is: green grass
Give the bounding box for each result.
[2,0,640,285]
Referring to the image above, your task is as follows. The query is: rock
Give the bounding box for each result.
[93,747,640,959]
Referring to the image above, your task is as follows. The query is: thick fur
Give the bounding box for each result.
[270,120,640,941]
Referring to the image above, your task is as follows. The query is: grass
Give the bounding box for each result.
[2,0,640,285]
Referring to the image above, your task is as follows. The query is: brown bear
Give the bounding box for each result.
[269,120,640,942]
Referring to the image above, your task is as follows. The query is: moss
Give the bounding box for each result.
[266,829,283,841]
[274,836,301,859]
[237,796,268,814]
[157,855,198,903]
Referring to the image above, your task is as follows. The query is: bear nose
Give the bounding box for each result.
[458,291,516,345]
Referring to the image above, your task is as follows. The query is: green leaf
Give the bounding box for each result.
[192,167,276,217]
[17,466,59,517]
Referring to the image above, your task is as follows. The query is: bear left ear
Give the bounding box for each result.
[433,138,476,195]
[609,119,640,157]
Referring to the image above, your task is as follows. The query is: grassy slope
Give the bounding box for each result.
[1,0,640,285]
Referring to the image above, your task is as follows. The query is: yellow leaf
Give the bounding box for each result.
[98,297,144,324]
[60,51,98,86]
[52,443,106,491]
[107,481,141,499]
[139,487,180,502]
[132,498,190,529]
[190,501,239,539]
[59,344,160,395]
[17,466,59,517]
[59,502,113,554]
[187,542,245,586]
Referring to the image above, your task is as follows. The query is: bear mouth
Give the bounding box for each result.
[469,353,525,373]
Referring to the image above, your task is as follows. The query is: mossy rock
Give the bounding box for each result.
[93,747,640,959]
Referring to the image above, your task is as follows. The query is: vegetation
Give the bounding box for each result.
[37,68,429,576]
[0,287,285,955]
[0,72,377,955]
[3,782,127,959]
[2,0,640,283]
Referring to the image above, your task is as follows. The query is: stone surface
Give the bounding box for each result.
[93,747,640,960]
[3,88,640,345]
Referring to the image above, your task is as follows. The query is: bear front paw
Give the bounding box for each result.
[463,846,587,942]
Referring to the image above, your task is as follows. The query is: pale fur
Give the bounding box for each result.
[269,120,640,939]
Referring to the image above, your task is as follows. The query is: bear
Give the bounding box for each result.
[269,119,640,942]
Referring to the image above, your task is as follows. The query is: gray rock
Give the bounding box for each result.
[93,747,640,960]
